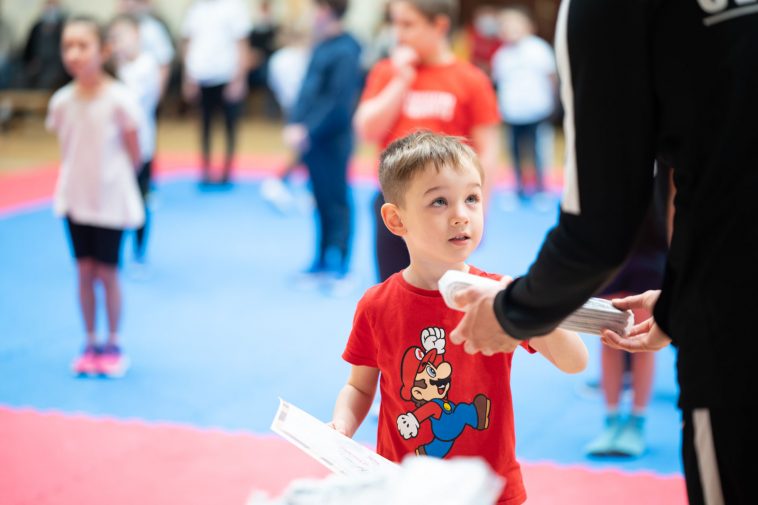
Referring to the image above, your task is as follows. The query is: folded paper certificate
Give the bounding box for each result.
[271,399,397,476]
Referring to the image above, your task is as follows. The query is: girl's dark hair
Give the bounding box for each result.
[316,0,349,19]
[65,15,108,45]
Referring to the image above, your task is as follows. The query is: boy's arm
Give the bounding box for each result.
[330,365,380,438]
[354,47,417,142]
[529,329,588,374]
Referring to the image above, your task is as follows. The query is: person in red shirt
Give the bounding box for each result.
[354,0,501,282]
[330,131,588,505]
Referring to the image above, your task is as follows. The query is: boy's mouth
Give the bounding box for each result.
[449,234,470,244]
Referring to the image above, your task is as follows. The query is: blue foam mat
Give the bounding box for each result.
[0,178,681,475]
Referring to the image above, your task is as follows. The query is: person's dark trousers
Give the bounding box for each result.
[135,159,152,260]
[374,192,410,282]
[682,407,756,505]
[508,121,544,197]
[302,133,352,275]
[199,83,242,182]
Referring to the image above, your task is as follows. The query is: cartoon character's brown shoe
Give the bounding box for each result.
[473,394,491,430]
[416,445,427,456]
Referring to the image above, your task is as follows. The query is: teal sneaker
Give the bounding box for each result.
[585,414,622,456]
[613,414,646,457]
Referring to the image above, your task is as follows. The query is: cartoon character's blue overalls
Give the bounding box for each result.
[422,398,478,458]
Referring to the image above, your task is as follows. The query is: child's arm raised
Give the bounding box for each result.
[529,329,588,374]
[330,365,380,438]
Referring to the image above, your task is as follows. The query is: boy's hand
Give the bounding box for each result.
[391,45,419,84]
[223,78,248,102]
[601,290,671,353]
[328,419,349,437]
[397,412,419,439]
[450,276,520,356]
[283,124,310,153]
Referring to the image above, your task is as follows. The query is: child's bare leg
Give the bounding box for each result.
[601,344,624,410]
[97,263,121,346]
[77,258,97,346]
[631,352,655,413]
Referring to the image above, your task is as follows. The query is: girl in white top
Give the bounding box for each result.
[46,16,144,378]
[109,13,161,263]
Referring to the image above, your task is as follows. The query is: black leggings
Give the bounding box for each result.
[199,83,242,180]
[374,191,410,282]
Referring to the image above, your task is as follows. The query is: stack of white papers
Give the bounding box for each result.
[560,297,634,337]
[438,270,634,336]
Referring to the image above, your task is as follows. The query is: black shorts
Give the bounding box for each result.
[66,218,124,266]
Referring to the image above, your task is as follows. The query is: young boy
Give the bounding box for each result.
[109,14,161,265]
[285,0,362,289]
[355,0,501,282]
[330,131,588,505]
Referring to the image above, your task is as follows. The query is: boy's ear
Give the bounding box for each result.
[381,202,406,237]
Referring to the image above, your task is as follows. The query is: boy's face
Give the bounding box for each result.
[499,11,532,43]
[397,161,484,267]
[109,21,141,62]
[390,1,448,60]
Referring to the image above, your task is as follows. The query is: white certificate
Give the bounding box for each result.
[271,398,397,476]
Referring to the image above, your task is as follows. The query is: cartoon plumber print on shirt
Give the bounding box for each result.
[396,327,491,458]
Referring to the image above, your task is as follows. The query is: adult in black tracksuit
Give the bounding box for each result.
[450,2,758,503]
[286,0,361,278]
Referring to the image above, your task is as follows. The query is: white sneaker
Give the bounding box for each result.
[261,177,295,213]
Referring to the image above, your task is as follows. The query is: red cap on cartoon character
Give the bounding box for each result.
[400,346,444,401]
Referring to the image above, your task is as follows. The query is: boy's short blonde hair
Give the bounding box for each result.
[379,131,483,206]
[392,0,458,26]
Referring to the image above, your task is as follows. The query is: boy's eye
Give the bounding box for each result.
[426,364,437,378]
[431,197,447,207]
[466,194,481,204]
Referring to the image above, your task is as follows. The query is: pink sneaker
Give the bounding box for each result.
[97,345,129,378]
[72,346,100,376]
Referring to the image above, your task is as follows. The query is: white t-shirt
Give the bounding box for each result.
[182,0,252,85]
[140,15,175,66]
[491,35,556,124]
[46,81,145,229]
[117,52,161,161]
[267,45,311,114]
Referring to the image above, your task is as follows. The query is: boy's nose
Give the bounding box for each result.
[450,208,470,226]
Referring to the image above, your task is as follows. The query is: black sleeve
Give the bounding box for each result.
[495,0,660,339]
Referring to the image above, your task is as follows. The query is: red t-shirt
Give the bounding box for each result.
[342,267,534,505]
[360,58,500,149]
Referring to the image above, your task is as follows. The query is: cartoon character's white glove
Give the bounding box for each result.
[421,327,446,355]
[397,413,419,439]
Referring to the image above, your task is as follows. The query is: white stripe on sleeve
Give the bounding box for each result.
[555,0,581,215]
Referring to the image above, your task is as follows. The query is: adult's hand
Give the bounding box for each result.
[601,290,672,353]
[449,276,521,356]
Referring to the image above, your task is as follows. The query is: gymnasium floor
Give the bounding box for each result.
[0,118,686,504]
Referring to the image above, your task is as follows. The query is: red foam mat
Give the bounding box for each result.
[1,407,686,505]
